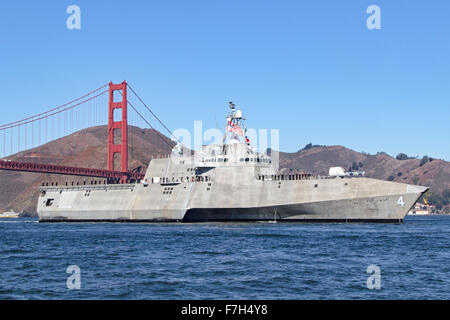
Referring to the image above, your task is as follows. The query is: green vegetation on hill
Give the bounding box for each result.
[348,161,364,172]
[427,189,450,210]
[300,143,325,151]
[420,155,433,166]
[396,153,415,160]
[396,153,434,164]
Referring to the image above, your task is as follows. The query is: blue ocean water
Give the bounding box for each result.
[0,216,449,300]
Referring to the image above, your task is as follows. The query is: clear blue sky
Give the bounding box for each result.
[1,0,449,160]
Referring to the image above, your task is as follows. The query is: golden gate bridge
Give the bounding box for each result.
[0,81,176,183]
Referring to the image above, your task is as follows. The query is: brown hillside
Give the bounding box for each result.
[278,145,450,195]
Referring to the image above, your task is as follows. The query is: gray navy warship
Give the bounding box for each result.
[37,103,428,223]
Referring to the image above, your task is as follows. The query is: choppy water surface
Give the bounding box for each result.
[0,216,449,299]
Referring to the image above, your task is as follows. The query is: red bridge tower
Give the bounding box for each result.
[107,81,128,174]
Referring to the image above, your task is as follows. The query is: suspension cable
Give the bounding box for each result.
[0,90,108,131]
[126,83,180,143]
[115,88,177,150]
[126,99,174,149]
[0,83,108,129]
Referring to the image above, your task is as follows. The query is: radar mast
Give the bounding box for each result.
[223,101,248,145]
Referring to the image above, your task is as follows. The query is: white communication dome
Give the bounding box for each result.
[329,167,346,176]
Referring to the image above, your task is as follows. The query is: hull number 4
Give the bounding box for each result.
[397,196,405,207]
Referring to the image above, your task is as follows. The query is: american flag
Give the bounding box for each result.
[226,121,244,137]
